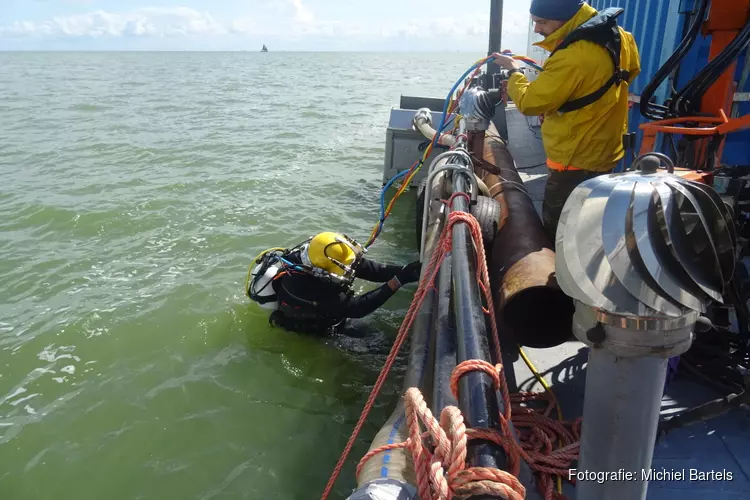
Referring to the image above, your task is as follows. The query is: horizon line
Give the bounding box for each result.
[0,49,493,53]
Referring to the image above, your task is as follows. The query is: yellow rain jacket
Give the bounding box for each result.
[507,3,641,172]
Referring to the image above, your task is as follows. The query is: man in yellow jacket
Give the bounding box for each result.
[493,0,641,243]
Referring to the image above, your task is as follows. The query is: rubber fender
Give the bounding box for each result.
[415,178,428,248]
[470,195,502,246]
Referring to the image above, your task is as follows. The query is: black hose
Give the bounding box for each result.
[657,389,750,440]
[671,19,750,116]
[680,322,749,394]
[430,260,458,414]
[730,277,750,342]
[639,0,709,120]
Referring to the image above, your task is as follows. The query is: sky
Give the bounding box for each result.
[0,0,534,52]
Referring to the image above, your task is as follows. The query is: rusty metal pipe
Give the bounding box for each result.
[472,129,575,348]
[468,131,509,235]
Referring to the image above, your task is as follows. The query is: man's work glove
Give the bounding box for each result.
[397,260,422,285]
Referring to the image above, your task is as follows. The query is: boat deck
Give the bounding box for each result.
[504,106,750,498]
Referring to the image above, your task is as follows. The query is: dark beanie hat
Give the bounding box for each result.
[530,0,584,22]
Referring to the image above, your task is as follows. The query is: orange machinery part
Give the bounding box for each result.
[673,168,714,185]
[638,0,750,166]
[701,0,750,117]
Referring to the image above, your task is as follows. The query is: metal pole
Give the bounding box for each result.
[487,0,509,141]
[488,0,504,55]
[575,350,668,500]
[571,306,696,500]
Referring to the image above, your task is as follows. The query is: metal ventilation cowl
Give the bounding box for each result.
[555,154,736,319]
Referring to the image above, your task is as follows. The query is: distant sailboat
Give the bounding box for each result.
[261,44,268,52]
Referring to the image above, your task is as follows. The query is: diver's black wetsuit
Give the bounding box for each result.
[269,257,417,335]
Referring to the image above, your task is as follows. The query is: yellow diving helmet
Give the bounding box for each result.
[304,232,364,277]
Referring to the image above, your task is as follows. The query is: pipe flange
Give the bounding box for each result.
[573,302,695,358]
[594,308,699,331]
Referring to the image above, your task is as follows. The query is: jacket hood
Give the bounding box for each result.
[534,2,597,52]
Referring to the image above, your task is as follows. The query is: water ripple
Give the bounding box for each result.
[0,50,478,500]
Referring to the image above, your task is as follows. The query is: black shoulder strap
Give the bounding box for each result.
[550,8,631,113]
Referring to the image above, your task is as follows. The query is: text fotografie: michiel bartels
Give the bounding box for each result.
[569,468,734,483]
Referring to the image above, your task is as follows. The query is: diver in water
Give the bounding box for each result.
[246,232,422,335]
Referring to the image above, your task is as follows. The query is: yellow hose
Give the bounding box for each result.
[518,346,564,494]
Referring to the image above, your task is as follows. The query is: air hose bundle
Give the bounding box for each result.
[639,0,710,120]
[364,55,497,248]
[364,52,541,249]
[673,19,750,116]
[658,311,750,439]
[640,0,750,120]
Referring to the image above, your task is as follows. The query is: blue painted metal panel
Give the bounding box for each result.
[590,0,685,166]
[590,0,749,166]
[729,50,750,165]
[671,2,750,166]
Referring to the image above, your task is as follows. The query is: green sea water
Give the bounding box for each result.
[0,51,482,499]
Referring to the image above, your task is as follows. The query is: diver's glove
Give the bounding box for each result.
[397,260,422,285]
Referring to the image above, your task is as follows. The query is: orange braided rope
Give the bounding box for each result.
[403,386,526,500]
[318,211,465,500]
[321,211,581,500]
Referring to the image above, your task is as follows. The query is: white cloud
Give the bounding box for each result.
[378,16,490,39]
[0,7,227,39]
[503,10,533,36]
[289,0,314,25]
[229,17,255,36]
[0,2,531,52]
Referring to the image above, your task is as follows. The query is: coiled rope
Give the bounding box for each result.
[321,210,580,500]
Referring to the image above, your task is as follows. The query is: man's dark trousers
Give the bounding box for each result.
[542,164,616,244]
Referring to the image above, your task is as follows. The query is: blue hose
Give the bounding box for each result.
[366,168,411,247]
[380,53,541,192]
[502,51,544,72]
[436,58,491,136]
[380,169,410,218]
[369,57,496,249]
[371,53,534,247]
[279,257,304,271]
[435,53,543,135]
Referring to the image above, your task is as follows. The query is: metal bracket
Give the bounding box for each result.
[420,164,478,260]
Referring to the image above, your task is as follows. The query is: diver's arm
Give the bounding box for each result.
[337,277,402,319]
[355,258,404,282]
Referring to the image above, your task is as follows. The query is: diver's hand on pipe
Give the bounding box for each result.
[397,261,422,285]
